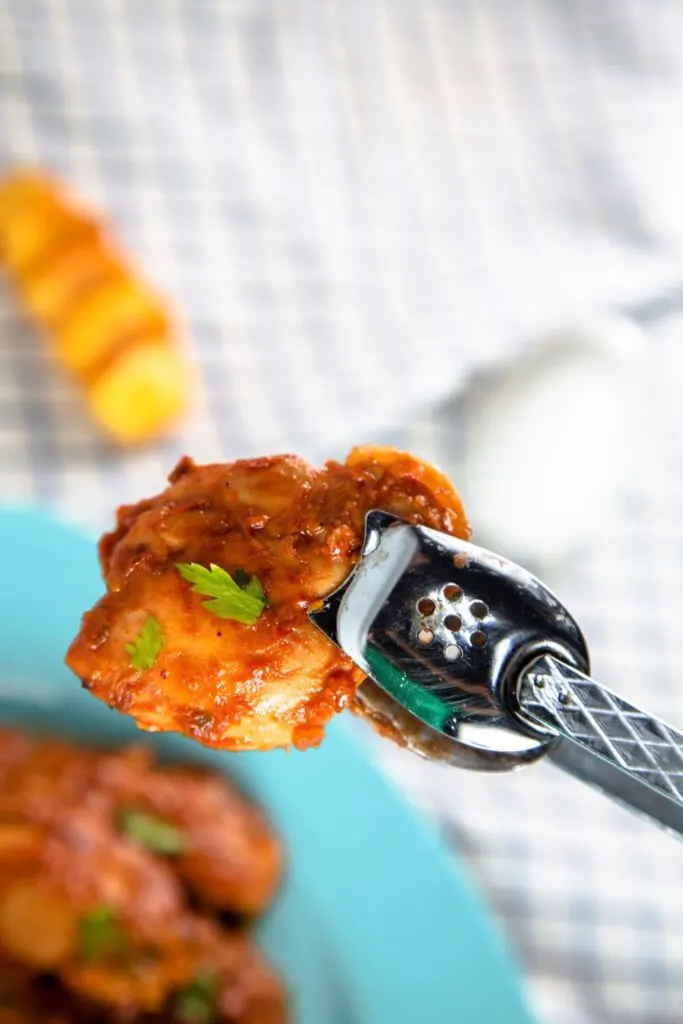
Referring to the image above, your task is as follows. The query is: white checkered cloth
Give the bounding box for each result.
[2,3,683,1022]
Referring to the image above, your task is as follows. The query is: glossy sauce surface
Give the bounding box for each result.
[67,446,469,750]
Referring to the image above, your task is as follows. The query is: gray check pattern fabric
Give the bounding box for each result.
[385,319,683,1023]
[2,3,683,1022]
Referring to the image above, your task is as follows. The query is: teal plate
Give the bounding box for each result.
[0,507,536,1024]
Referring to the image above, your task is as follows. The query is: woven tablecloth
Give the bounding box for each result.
[2,3,683,1021]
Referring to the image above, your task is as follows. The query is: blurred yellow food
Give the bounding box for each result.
[0,172,55,220]
[57,275,170,377]
[0,174,97,276]
[0,168,192,444]
[18,234,121,326]
[87,342,190,444]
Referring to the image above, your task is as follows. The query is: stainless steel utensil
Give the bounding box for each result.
[310,510,683,838]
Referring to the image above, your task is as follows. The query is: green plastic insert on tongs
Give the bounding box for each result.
[364,646,450,733]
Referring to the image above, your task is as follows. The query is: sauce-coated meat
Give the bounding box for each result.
[0,731,286,1023]
[66,446,469,750]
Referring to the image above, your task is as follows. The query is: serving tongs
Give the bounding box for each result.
[310,511,683,838]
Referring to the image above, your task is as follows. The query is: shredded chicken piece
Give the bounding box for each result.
[66,446,469,750]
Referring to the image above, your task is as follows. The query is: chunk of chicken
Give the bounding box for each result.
[67,446,469,750]
[0,731,282,917]
[0,730,287,1022]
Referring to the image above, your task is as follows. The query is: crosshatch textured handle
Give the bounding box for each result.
[517,654,683,838]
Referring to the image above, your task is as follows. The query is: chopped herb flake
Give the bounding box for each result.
[125,615,164,671]
[119,808,186,855]
[175,563,268,625]
[79,906,129,964]
[174,971,218,1024]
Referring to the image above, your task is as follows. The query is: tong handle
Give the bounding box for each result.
[518,654,683,838]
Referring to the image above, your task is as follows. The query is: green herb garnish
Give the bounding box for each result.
[119,808,186,855]
[175,563,268,625]
[79,906,129,964]
[174,971,219,1024]
[125,615,164,671]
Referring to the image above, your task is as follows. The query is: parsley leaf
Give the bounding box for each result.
[125,615,164,671]
[174,971,218,1024]
[119,808,186,855]
[79,906,129,964]
[244,573,267,602]
[175,563,268,625]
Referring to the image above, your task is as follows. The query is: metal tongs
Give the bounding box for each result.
[309,511,683,838]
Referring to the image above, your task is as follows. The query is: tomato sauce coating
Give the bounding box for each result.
[66,446,469,751]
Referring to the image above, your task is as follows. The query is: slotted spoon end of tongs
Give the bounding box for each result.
[309,511,683,838]
[309,509,588,772]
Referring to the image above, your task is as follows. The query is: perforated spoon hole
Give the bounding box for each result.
[444,584,462,601]
[417,597,436,616]
[470,630,487,649]
[470,600,489,619]
[444,644,461,661]
[417,628,434,645]
[444,614,462,632]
